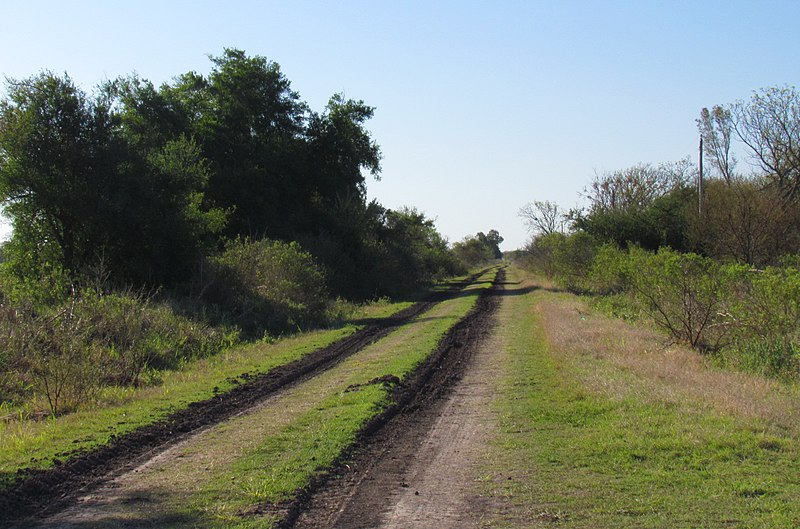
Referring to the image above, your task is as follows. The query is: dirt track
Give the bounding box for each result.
[0,272,489,528]
[290,268,504,528]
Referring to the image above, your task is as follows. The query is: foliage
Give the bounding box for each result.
[523,231,599,292]
[572,167,697,250]
[587,243,630,295]
[521,233,800,377]
[0,270,237,414]
[452,229,503,267]
[201,238,330,335]
[731,85,800,199]
[584,160,695,213]
[0,72,226,287]
[477,230,504,259]
[375,208,465,294]
[697,105,736,183]
[519,200,566,236]
[0,49,468,421]
[687,178,800,267]
[624,248,740,349]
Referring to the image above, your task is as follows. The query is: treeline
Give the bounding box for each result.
[519,86,800,380]
[0,48,464,299]
[0,49,503,415]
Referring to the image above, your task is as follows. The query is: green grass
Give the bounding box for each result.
[486,267,800,528]
[0,297,415,490]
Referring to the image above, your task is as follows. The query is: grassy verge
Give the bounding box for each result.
[0,297,414,490]
[62,267,497,528]
[485,266,800,528]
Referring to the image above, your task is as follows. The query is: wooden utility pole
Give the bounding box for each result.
[698,135,704,216]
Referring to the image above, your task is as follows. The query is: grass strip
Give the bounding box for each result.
[0,299,413,489]
[487,266,800,528]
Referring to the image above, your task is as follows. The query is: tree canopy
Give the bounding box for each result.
[0,49,462,300]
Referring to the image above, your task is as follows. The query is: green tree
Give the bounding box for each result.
[0,72,117,277]
[478,229,504,259]
[453,235,494,267]
[0,72,226,286]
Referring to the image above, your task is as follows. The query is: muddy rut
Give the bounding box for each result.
[0,271,490,527]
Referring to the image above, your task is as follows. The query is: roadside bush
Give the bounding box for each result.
[716,265,800,379]
[525,232,599,292]
[0,269,238,414]
[719,338,800,380]
[202,238,331,334]
[14,299,104,416]
[85,291,239,386]
[588,243,630,294]
[731,266,800,341]
[625,248,742,350]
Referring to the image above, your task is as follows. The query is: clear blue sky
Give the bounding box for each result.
[3,0,800,249]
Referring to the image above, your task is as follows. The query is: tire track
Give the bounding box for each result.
[287,267,504,528]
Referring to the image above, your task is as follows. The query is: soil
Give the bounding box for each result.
[288,268,504,528]
[0,271,489,528]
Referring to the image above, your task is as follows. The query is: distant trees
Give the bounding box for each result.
[731,86,800,199]
[518,200,566,236]
[697,106,736,183]
[452,230,503,266]
[694,86,800,265]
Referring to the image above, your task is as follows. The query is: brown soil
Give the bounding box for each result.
[0,271,489,528]
[288,268,504,529]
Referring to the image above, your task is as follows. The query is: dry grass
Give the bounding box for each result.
[537,293,800,433]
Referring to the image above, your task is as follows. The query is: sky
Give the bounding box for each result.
[2,1,800,250]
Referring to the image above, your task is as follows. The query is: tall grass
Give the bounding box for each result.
[0,237,344,416]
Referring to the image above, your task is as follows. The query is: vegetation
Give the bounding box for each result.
[0,49,477,420]
[451,229,503,266]
[0,296,410,488]
[0,268,494,525]
[488,266,800,528]
[517,84,800,381]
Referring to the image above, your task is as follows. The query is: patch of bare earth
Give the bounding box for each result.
[292,271,505,529]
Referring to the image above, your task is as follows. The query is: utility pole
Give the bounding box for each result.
[698,135,704,216]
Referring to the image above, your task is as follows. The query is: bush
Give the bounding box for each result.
[588,243,630,295]
[731,266,800,341]
[202,238,331,334]
[525,232,599,292]
[0,269,238,414]
[625,248,742,350]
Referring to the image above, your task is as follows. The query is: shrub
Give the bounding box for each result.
[732,266,800,341]
[626,248,742,349]
[202,238,331,334]
[0,269,238,413]
[526,232,599,292]
[588,243,630,295]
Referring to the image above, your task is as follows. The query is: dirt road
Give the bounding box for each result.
[292,270,505,529]
[3,269,504,528]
